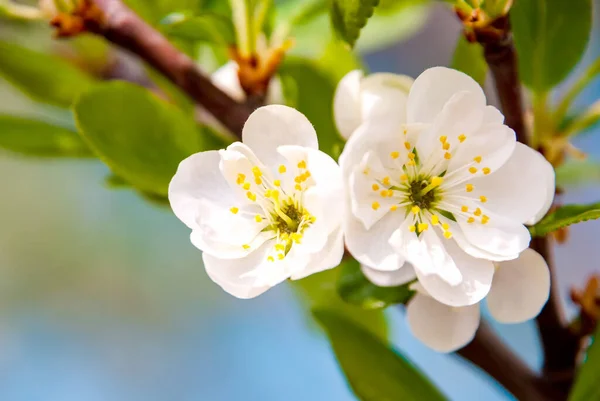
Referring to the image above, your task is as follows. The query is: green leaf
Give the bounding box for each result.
[330,0,380,47]
[74,81,225,197]
[337,259,414,309]
[279,58,345,159]
[512,0,592,91]
[0,115,92,158]
[161,13,236,44]
[556,160,600,188]
[293,259,388,341]
[314,310,448,401]
[568,326,600,401]
[529,202,600,237]
[451,35,487,87]
[0,41,94,108]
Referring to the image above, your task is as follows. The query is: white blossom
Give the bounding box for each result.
[405,248,551,352]
[338,67,555,307]
[169,105,344,298]
[333,70,413,139]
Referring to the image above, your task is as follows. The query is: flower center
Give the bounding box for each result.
[407,178,438,210]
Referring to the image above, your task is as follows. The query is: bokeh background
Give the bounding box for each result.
[1,2,600,400]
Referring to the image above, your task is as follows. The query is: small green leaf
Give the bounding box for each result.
[0,115,92,158]
[529,202,600,237]
[451,35,487,87]
[568,325,600,401]
[512,0,592,91]
[161,13,236,44]
[330,0,380,47]
[293,259,388,341]
[314,310,448,401]
[74,81,225,197]
[338,259,414,309]
[0,41,94,108]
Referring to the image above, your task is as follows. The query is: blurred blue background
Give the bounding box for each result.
[1,2,600,401]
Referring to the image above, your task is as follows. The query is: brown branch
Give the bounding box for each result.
[457,321,562,401]
[54,0,253,137]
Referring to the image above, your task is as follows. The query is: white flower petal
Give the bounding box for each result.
[212,61,245,101]
[333,70,363,139]
[361,264,416,287]
[412,236,494,307]
[471,143,555,225]
[344,208,407,272]
[407,293,480,352]
[487,248,550,323]
[169,151,234,229]
[360,72,411,127]
[291,227,345,280]
[449,220,518,262]
[407,66,486,124]
[484,106,505,125]
[242,105,318,166]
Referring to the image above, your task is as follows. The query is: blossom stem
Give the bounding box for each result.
[70,0,254,138]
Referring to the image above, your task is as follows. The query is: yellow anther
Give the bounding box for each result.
[443,231,453,239]
[458,134,466,143]
[404,142,411,150]
[243,182,251,190]
[469,167,478,174]
[474,208,482,217]
[418,223,429,232]
[439,136,447,143]
[295,184,302,191]
[372,202,380,210]
[482,215,490,224]
[466,184,474,192]
[246,191,256,201]
[483,167,491,175]
[304,171,311,178]
[294,176,302,183]
[444,152,452,160]
[252,166,262,177]
[267,256,275,262]
[255,177,262,185]
[430,176,443,187]
[461,205,468,213]
[278,253,285,260]
[372,183,380,191]
[274,179,281,187]
[270,189,279,199]
[275,244,285,251]
[390,205,398,211]
[243,244,250,250]
[409,225,416,232]
[403,129,408,135]
[431,215,440,225]
[400,174,408,181]
[291,233,303,243]
[480,195,487,203]
[391,151,400,159]
[467,217,475,223]
[297,160,307,169]
[255,215,263,223]
[363,168,370,175]
[406,160,416,166]
[387,189,394,197]
[382,176,390,185]
[236,173,245,185]
[230,207,239,214]
[380,190,388,198]
[279,165,287,174]
[442,223,450,230]
[443,142,450,151]
[411,205,420,215]
[408,152,415,160]
[474,156,482,163]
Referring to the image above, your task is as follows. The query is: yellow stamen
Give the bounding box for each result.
[431,215,439,225]
[400,174,408,181]
[482,215,490,224]
[297,160,307,169]
[387,189,394,197]
[295,184,302,191]
[278,253,285,260]
[442,223,450,231]
[443,142,450,150]
[382,176,390,185]
[372,183,380,191]
[444,152,452,160]
[372,202,380,210]
[236,174,245,185]
[246,191,256,201]
[252,166,262,177]
[480,195,487,203]
[230,207,239,214]
[439,136,447,143]
[408,153,415,160]
[458,134,466,142]
[267,256,275,262]
[411,205,420,215]
[390,205,398,211]
[467,217,475,223]
[418,223,429,232]
[275,244,285,251]
[243,182,251,190]
[461,205,468,213]
[409,225,416,232]
[474,156,482,163]
[430,176,443,187]
[466,184,474,192]
[474,208,482,217]
[483,167,491,175]
[469,167,477,174]
[274,179,281,187]
[380,190,388,197]
[243,244,250,250]
[255,215,262,223]
[404,142,411,150]
[406,160,416,166]
[255,177,262,185]
[279,165,287,174]
[391,151,400,159]
[444,231,453,239]
[294,176,302,183]
[363,167,370,175]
